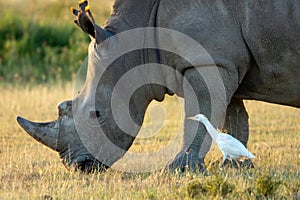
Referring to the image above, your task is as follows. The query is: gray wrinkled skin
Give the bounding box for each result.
[17,0,299,172]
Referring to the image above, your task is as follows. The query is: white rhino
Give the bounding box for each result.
[17,0,299,172]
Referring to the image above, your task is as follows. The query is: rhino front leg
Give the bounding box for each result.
[168,67,228,172]
[223,98,249,146]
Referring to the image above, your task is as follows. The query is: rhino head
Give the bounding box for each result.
[17,100,110,172]
[17,0,166,172]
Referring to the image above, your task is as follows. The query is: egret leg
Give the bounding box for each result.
[220,154,228,168]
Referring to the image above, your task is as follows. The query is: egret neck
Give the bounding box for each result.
[200,117,219,142]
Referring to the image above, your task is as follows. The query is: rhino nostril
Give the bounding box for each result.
[58,109,63,117]
[57,101,72,117]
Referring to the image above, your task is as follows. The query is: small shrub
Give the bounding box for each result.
[256,172,281,198]
[186,180,207,198]
[144,188,158,200]
[185,174,235,198]
[206,174,235,197]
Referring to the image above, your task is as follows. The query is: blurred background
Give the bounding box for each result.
[0,0,113,84]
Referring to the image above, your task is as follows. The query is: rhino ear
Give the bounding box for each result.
[72,6,96,38]
[71,2,110,44]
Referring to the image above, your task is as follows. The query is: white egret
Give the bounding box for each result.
[187,114,255,166]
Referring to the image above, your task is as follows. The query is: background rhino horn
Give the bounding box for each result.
[16,117,59,151]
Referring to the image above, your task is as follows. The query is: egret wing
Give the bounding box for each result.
[216,134,254,159]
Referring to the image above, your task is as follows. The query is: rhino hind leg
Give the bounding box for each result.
[223,98,249,146]
[221,98,254,168]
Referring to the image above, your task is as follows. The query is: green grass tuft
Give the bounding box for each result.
[256,171,282,198]
[186,173,235,198]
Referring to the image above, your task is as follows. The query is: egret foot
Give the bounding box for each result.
[221,159,240,169]
[212,158,254,169]
[240,159,255,169]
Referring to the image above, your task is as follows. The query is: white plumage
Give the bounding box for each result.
[187,114,255,165]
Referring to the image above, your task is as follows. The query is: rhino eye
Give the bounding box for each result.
[89,110,101,119]
[83,108,107,126]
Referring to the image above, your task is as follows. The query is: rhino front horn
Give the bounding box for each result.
[17,116,59,151]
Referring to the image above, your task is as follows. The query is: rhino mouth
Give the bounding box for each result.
[72,158,109,173]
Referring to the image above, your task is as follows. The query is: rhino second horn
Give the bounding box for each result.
[17,116,59,151]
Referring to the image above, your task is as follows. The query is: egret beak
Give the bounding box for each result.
[186,116,196,120]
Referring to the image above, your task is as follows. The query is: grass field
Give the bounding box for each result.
[0,84,299,199]
[1,0,300,199]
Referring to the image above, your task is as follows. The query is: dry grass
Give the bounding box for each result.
[0,83,299,199]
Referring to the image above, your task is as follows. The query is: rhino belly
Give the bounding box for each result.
[235,63,300,108]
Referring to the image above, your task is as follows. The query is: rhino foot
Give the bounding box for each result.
[167,151,206,173]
